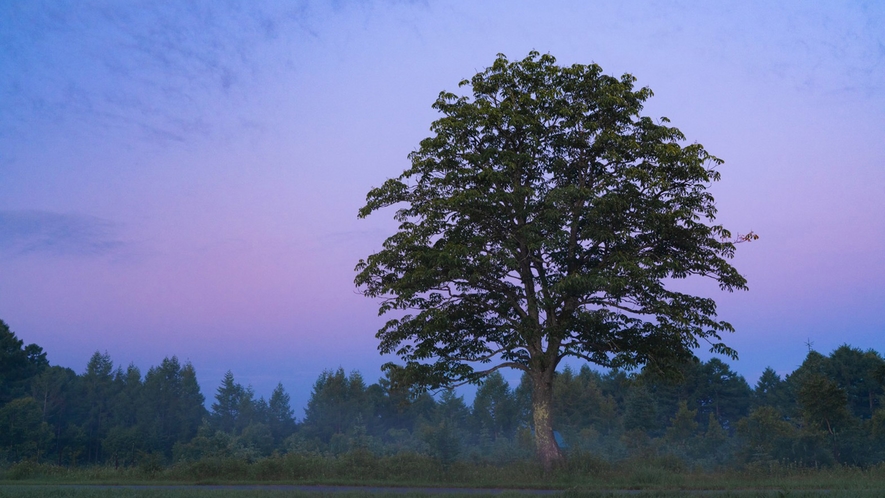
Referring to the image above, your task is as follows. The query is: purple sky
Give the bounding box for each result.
[1,1,883,413]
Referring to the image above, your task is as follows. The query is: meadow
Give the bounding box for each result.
[2,485,885,498]
[3,454,885,497]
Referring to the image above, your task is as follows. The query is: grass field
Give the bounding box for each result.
[1,486,885,498]
[3,455,885,497]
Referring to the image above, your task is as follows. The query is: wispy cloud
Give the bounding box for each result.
[0,1,313,145]
[0,210,124,257]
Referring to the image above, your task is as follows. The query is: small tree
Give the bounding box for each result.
[472,371,517,440]
[211,371,254,435]
[267,383,296,446]
[0,319,48,405]
[302,368,373,443]
[356,52,748,469]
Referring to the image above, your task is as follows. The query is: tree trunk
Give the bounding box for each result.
[532,373,564,472]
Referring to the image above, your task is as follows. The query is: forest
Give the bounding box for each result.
[3,318,885,476]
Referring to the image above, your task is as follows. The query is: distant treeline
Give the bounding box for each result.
[3,318,885,470]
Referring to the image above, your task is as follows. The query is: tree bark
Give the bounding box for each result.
[532,372,564,472]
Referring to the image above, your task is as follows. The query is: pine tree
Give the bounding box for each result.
[267,382,296,445]
[211,371,253,434]
[472,371,517,440]
[82,351,114,463]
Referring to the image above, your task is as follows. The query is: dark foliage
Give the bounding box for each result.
[2,317,885,471]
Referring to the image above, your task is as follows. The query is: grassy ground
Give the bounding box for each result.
[1,487,885,498]
[3,466,885,491]
[3,455,885,495]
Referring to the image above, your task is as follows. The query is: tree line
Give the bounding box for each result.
[3,318,885,470]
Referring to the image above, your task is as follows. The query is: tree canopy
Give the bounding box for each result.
[356,51,748,468]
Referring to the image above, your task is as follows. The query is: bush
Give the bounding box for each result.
[562,451,611,477]
[169,456,250,480]
[374,452,438,481]
[5,460,41,480]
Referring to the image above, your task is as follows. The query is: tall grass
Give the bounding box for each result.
[3,488,885,498]
[3,451,885,491]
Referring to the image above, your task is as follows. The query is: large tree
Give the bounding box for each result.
[355,52,748,469]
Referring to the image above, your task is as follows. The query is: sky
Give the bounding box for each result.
[1,0,883,414]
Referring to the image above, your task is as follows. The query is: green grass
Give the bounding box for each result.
[2,487,885,498]
[3,453,885,494]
